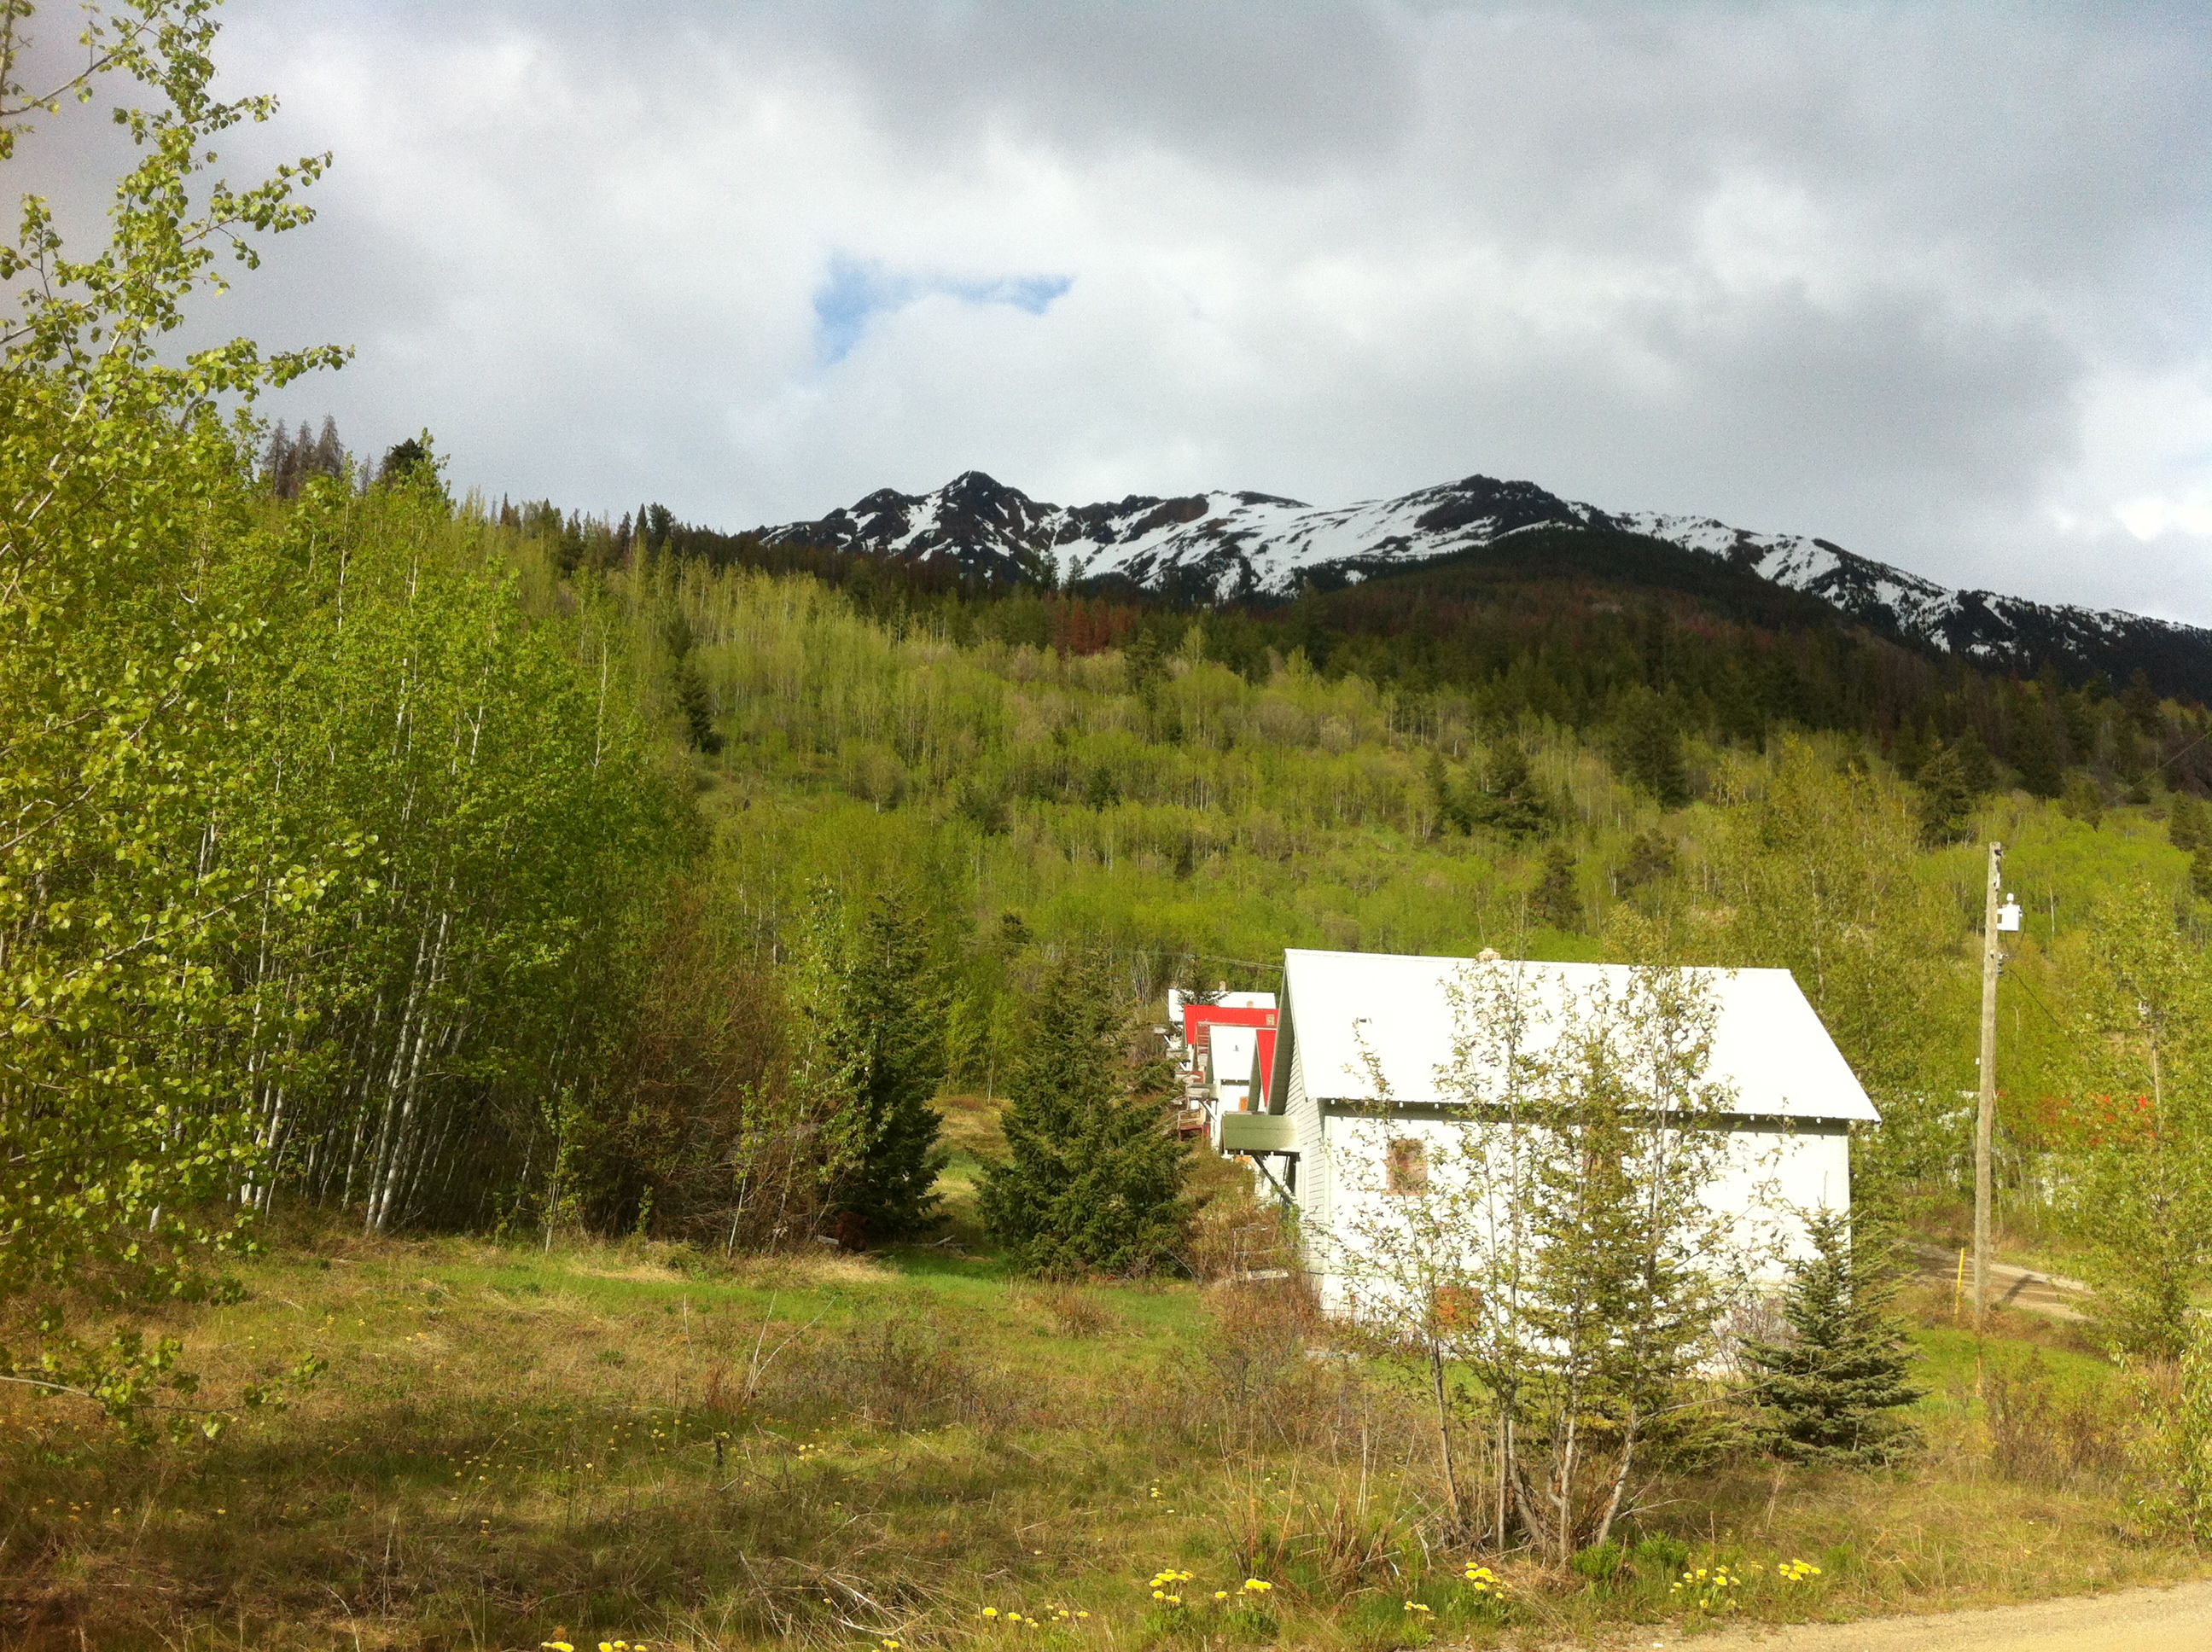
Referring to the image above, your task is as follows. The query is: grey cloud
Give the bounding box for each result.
[23,0,2204,620]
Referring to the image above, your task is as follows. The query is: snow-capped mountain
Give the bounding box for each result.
[758,471,2212,692]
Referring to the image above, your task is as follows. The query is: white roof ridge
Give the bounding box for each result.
[1280,948,1877,1124]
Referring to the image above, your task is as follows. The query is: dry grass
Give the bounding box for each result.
[0,1204,2207,1651]
[1010,1282,1122,1339]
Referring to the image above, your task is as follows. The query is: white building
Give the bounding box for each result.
[1202,1023,1261,1145]
[1220,948,1879,1315]
[1166,987,1278,1053]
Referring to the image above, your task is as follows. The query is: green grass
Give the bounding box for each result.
[2,1185,2207,1651]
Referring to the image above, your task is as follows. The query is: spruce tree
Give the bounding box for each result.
[673,660,722,754]
[979,949,1189,1277]
[1914,741,1974,846]
[837,889,950,1240]
[1619,826,1676,892]
[379,433,430,484]
[1532,843,1583,932]
[2171,793,2203,852]
[1889,717,1929,782]
[2009,698,2064,798]
[1614,689,1691,807]
[260,421,294,493]
[1953,725,1999,796]
[308,414,346,480]
[1426,750,1471,835]
[1743,1210,1924,1466]
[1123,624,1168,701]
[2123,667,2163,735]
[1475,739,1552,839]
[2060,772,2104,830]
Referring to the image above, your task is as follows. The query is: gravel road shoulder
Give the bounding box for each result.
[1559,1579,2212,1651]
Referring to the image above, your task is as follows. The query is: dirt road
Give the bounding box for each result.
[1912,1246,2087,1322]
[1605,1579,2212,1650]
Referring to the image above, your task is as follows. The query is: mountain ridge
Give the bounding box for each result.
[757,470,2212,698]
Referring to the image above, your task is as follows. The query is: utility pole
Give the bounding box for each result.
[1974,841,2004,1333]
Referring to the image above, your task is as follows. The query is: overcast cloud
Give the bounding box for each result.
[26,1,2212,620]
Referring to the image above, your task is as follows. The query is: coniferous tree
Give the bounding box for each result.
[673,660,722,754]
[979,949,1189,1277]
[1614,689,1691,807]
[2124,667,2163,735]
[1618,826,1676,893]
[379,434,430,484]
[1889,717,1930,782]
[1914,741,1975,846]
[836,888,950,1240]
[1533,843,1583,932]
[2193,843,2212,905]
[1743,1209,1924,1466]
[307,414,345,481]
[1953,725,1999,797]
[1172,957,1222,1010]
[1123,624,1168,701]
[2009,695,2064,798]
[1284,581,1334,669]
[1425,751,1472,835]
[1474,739,1553,840]
[260,420,294,493]
[2171,793,2203,852]
[2060,772,2104,829]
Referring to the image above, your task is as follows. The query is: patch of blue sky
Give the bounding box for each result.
[812,255,1073,364]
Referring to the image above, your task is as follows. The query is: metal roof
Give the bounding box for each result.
[1279,949,1878,1124]
[1168,988,1277,1020]
[1207,1024,1260,1087]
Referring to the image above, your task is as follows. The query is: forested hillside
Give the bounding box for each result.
[609,501,2212,790]
[22,410,2202,1292]
[566,515,2201,1166]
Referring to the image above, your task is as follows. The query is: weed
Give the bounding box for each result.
[1016,1283,1118,1339]
[3,1228,2209,1650]
[1984,1348,2133,1486]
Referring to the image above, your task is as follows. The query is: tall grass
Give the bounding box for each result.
[3,1216,2203,1651]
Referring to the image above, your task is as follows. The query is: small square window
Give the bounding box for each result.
[1433,1284,1481,1329]
[1385,1137,1429,1195]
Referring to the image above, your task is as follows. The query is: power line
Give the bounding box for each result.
[2155,723,2212,773]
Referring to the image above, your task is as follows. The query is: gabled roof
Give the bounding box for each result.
[1278,949,1877,1124]
[1169,988,1276,1021]
[1207,1024,1260,1087]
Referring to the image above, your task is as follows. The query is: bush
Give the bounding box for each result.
[2133,1321,2212,1539]
[1984,1350,2129,1487]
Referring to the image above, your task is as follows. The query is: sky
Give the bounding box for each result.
[20,1,2212,620]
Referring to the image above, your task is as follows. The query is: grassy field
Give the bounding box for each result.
[2,1139,2204,1652]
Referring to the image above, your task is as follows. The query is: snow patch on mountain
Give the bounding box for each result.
[756,469,2212,690]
